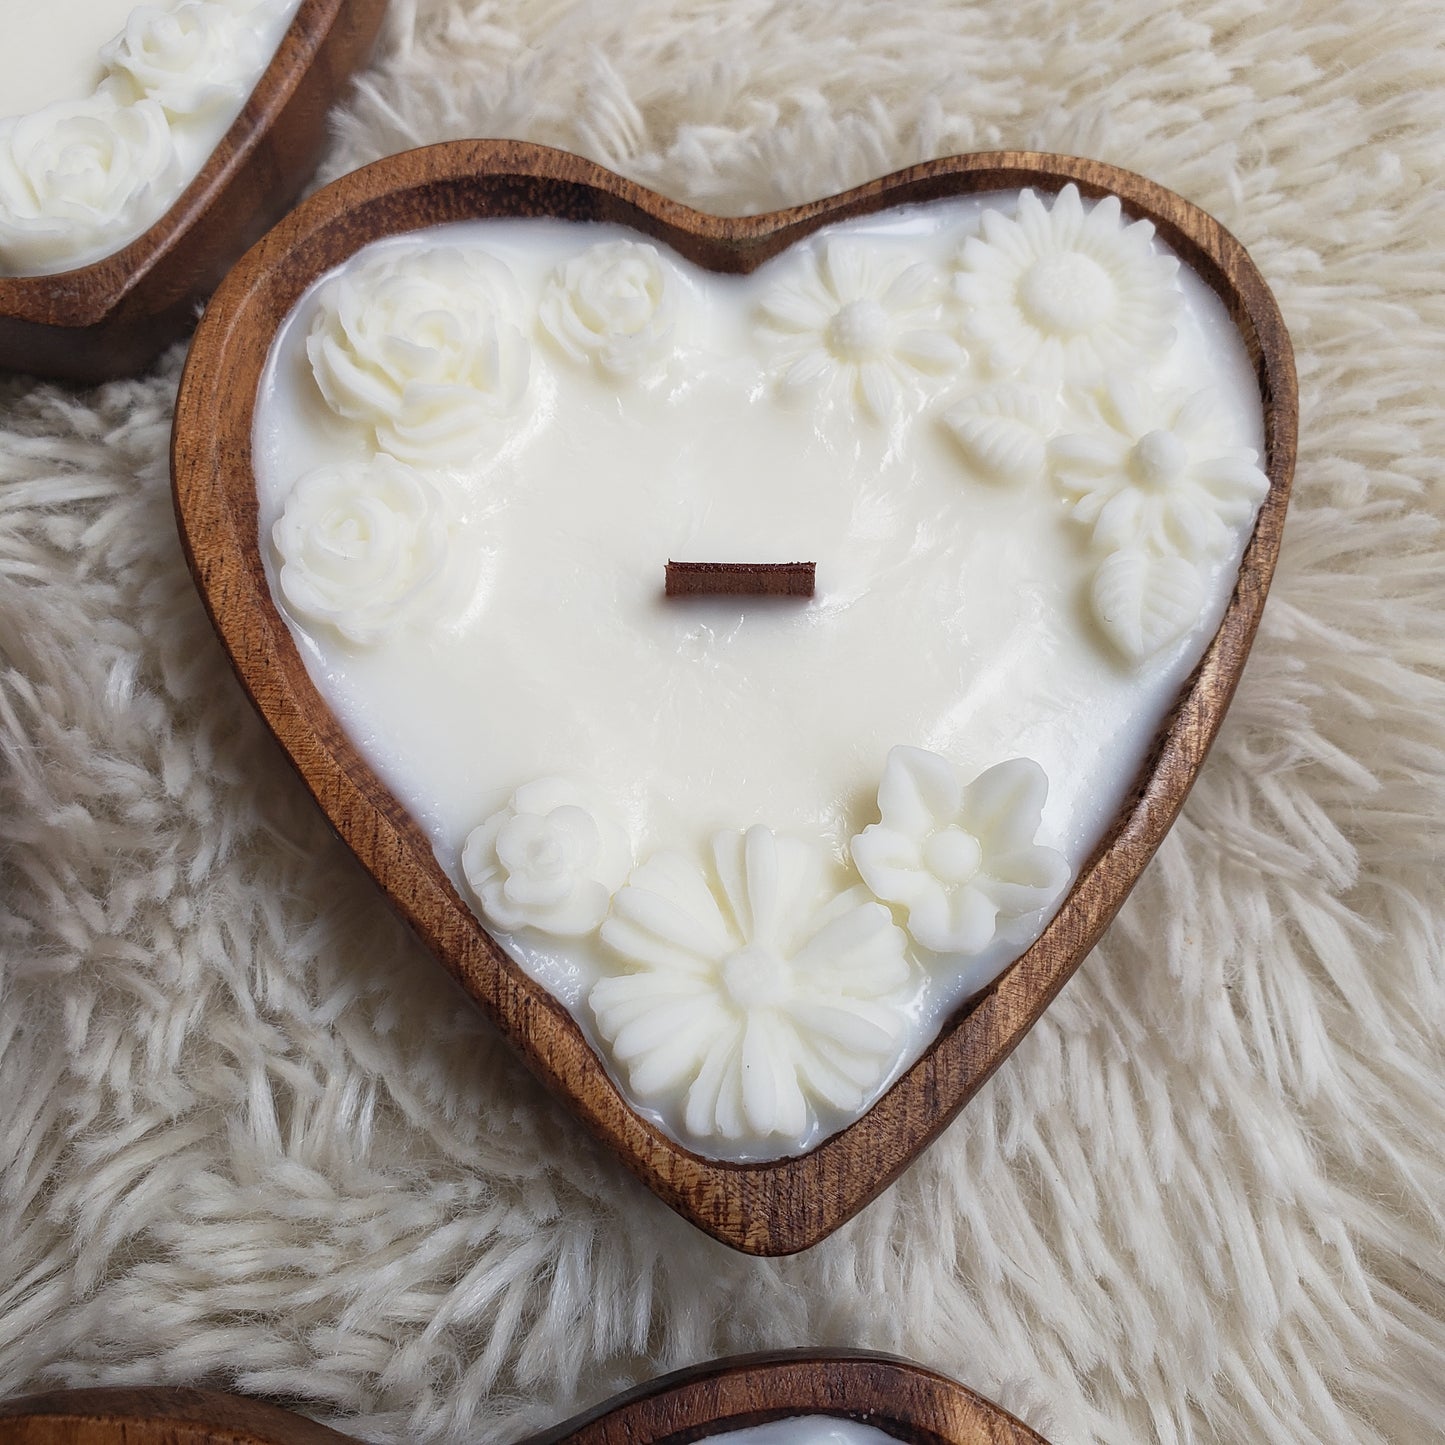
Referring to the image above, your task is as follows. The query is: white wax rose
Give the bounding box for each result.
[0,90,176,275]
[272,455,457,645]
[101,1,261,119]
[540,240,679,379]
[307,245,533,464]
[462,778,632,937]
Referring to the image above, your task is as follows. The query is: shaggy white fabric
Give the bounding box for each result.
[2,2,1444,1441]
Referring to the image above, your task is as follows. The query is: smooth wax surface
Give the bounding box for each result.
[253,195,1266,1159]
[1,0,138,118]
[709,1419,903,1445]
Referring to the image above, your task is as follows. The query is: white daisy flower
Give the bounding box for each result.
[590,826,912,1144]
[757,238,965,423]
[1050,380,1271,560]
[955,183,1179,381]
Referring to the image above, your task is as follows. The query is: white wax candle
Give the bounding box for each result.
[2,0,138,117]
[0,0,302,276]
[253,189,1268,1161]
[704,1418,902,1445]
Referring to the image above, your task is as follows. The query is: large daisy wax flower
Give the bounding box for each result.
[101,1,261,119]
[591,826,912,1144]
[462,778,631,938]
[955,184,1179,382]
[272,454,456,645]
[757,238,964,423]
[307,245,532,464]
[540,239,679,380]
[0,90,175,275]
[851,747,1070,956]
[1049,380,1271,561]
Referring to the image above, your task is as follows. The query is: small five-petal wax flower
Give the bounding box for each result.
[1049,380,1271,561]
[590,826,911,1144]
[955,183,1179,382]
[462,778,631,938]
[851,747,1071,956]
[758,238,964,423]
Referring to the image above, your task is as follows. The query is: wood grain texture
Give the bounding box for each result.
[665,561,817,598]
[171,141,1298,1256]
[0,0,389,382]
[0,1354,1050,1445]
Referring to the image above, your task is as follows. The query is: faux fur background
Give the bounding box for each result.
[3,2,1444,1441]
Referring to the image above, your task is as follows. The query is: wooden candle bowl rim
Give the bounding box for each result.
[0,1351,1052,1445]
[172,141,1298,1257]
[0,0,385,381]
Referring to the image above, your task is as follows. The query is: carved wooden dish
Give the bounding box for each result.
[171,141,1297,1255]
[0,0,388,382]
[0,1352,1050,1445]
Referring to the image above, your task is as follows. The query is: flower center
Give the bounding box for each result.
[923,826,983,885]
[721,945,791,1010]
[1018,251,1114,335]
[826,298,891,361]
[1129,428,1188,488]
[496,813,575,880]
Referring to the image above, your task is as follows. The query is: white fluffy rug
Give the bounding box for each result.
[3,2,1444,1441]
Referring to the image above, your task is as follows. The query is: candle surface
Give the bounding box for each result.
[2,0,138,117]
[700,1419,901,1445]
[253,190,1268,1161]
[0,0,302,275]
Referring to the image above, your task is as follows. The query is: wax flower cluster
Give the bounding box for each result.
[458,752,1069,1148]
[277,190,1268,669]
[0,0,299,275]
[264,198,1270,1151]
[759,183,1270,663]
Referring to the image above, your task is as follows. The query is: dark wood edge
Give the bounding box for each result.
[172,142,1298,1255]
[524,1351,1051,1445]
[0,0,388,379]
[0,1386,355,1443]
[0,1355,1049,1445]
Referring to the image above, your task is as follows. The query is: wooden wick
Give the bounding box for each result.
[665,561,815,598]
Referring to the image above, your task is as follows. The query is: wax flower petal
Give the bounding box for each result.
[462,779,631,939]
[852,748,1071,957]
[591,826,913,1145]
[757,238,964,423]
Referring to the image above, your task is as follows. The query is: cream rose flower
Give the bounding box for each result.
[540,239,680,380]
[592,826,912,1145]
[272,455,456,645]
[462,778,631,937]
[102,1,261,119]
[0,90,176,275]
[851,747,1071,957]
[307,246,532,464]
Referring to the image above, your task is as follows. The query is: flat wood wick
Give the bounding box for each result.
[665,561,815,599]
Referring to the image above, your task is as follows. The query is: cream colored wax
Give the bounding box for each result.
[254,191,1269,1159]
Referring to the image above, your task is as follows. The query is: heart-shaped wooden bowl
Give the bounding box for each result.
[0,0,388,382]
[0,1352,1050,1445]
[172,141,1297,1255]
